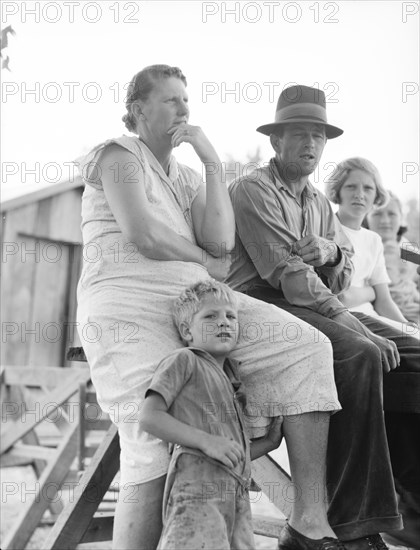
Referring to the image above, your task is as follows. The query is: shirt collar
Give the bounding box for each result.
[187,347,241,381]
[269,157,318,201]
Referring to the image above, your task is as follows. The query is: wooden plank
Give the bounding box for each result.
[251,455,293,518]
[85,391,101,405]
[48,189,83,244]
[1,203,40,364]
[84,419,112,431]
[0,178,83,214]
[15,202,41,233]
[76,543,111,550]
[78,382,87,471]
[0,454,34,467]
[16,191,83,244]
[0,207,32,365]
[33,199,52,240]
[0,376,82,454]
[20,427,65,517]
[5,444,57,461]
[28,236,70,367]
[20,386,72,436]
[1,420,79,550]
[1,374,88,458]
[82,445,111,459]
[1,226,38,367]
[64,244,83,367]
[67,347,87,362]
[3,366,88,387]
[252,514,286,538]
[78,513,114,543]
[43,425,120,550]
[1,188,83,368]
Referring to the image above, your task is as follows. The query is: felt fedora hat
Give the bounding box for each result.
[257,84,343,139]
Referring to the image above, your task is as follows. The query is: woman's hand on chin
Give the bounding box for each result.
[167,124,219,163]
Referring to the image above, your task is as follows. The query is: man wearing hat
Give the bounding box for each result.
[226,85,420,550]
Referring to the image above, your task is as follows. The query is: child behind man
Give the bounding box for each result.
[140,280,283,550]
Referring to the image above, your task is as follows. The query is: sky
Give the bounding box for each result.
[1,0,419,206]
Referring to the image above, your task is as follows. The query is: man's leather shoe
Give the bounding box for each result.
[343,534,388,550]
[278,523,347,550]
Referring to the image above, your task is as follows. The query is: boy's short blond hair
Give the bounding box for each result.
[173,280,239,343]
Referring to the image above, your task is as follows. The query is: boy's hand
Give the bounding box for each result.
[249,416,283,460]
[199,434,244,469]
[265,416,283,448]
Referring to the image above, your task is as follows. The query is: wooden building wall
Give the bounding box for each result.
[1,185,84,367]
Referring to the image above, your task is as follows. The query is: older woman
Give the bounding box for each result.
[77,65,341,550]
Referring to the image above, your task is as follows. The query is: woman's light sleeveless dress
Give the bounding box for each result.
[77,136,340,486]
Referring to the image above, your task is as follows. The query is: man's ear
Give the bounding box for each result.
[179,322,193,343]
[270,133,281,153]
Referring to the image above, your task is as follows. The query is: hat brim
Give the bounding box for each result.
[256,120,344,139]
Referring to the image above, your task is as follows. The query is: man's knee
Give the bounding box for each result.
[334,336,382,382]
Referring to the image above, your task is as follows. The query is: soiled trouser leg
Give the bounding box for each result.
[159,453,255,550]
[247,288,402,541]
[112,475,166,550]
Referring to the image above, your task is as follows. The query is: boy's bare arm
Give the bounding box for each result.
[140,391,244,469]
[250,416,283,461]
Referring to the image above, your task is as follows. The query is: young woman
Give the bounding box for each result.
[366,191,419,325]
[326,157,418,335]
[77,65,342,550]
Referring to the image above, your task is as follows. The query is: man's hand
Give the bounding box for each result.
[204,254,232,281]
[199,434,244,469]
[332,311,400,373]
[369,332,400,373]
[293,234,339,267]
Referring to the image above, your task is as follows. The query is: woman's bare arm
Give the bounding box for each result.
[338,285,376,308]
[373,283,408,323]
[168,125,235,255]
[98,144,230,279]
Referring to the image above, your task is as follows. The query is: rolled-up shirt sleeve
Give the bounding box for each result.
[146,351,193,407]
[318,212,354,295]
[232,178,352,318]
